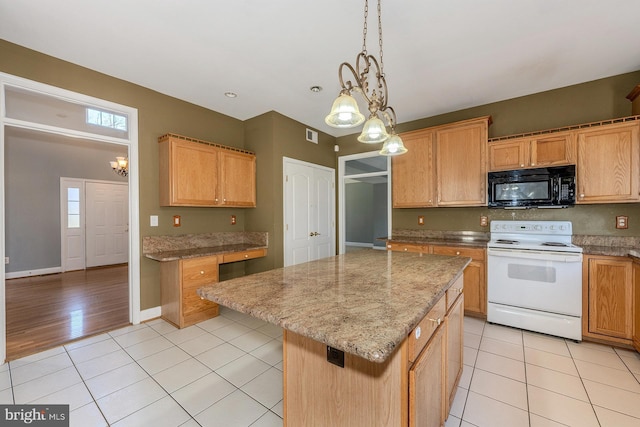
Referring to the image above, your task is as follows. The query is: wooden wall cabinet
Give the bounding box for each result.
[576,122,640,203]
[159,134,256,207]
[436,119,488,206]
[392,130,435,208]
[392,116,490,208]
[433,245,486,317]
[582,255,634,346]
[488,132,576,171]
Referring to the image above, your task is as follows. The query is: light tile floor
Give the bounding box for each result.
[2,308,640,426]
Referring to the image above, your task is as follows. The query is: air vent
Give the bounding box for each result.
[306,128,318,144]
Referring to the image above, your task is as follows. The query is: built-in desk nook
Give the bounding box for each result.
[143,232,268,328]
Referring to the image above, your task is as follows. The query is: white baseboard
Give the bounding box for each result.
[345,242,373,248]
[5,266,62,279]
[140,306,161,322]
[372,245,386,250]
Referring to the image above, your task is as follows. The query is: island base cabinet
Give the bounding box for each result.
[409,326,445,427]
[283,276,465,427]
[283,330,407,427]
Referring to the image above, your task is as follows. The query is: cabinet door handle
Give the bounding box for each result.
[244,254,249,258]
[456,251,460,255]
[520,163,525,167]
[200,270,205,275]
[428,317,442,326]
[530,162,535,166]
[579,193,585,198]
[403,248,408,251]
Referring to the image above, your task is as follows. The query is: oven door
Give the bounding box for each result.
[487,247,582,316]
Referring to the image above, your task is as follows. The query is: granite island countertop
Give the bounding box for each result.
[198,250,470,363]
[144,243,268,262]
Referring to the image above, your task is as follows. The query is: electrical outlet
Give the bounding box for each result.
[4,257,8,265]
[418,215,425,226]
[173,215,181,227]
[616,215,628,229]
[480,215,488,227]
[231,215,237,225]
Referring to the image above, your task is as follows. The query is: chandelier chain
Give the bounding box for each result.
[362,0,369,55]
[377,0,384,76]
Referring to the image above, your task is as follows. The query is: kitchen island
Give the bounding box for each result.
[198,250,469,426]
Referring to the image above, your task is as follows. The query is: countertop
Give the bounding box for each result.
[142,231,268,262]
[198,250,470,363]
[144,243,268,262]
[388,229,640,258]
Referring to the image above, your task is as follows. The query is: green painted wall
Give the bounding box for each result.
[336,70,640,237]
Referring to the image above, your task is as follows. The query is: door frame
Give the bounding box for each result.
[282,157,336,266]
[0,72,141,363]
[338,151,392,255]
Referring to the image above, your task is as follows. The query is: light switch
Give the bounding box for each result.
[418,215,425,226]
[150,215,158,227]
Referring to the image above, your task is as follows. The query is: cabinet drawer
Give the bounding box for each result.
[182,256,219,286]
[386,242,431,253]
[182,283,218,325]
[408,296,446,363]
[446,275,464,310]
[222,248,266,263]
[432,245,485,260]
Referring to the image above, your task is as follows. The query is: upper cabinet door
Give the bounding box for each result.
[488,138,529,171]
[219,150,256,207]
[576,122,639,203]
[392,129,435,208]
[162,138,219,206]
[530,132,576,168]
[436,118,489,206]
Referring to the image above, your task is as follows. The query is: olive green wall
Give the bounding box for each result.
[336,70,640,236]
[0,40,250,309]
[244,111,336,273]
[2,37,639,314]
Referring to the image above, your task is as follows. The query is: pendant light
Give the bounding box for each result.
[324,0,407,156]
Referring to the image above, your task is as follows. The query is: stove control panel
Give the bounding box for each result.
[490,221,572,235]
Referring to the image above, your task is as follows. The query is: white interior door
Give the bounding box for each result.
[284,158,335,267]
[86,181,129,267]
[61,178,86,272]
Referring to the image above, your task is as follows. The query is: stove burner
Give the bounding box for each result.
[495,239,519,244]
[541,242,569,247]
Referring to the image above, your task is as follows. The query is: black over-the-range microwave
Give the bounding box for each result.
[488,165,576,208]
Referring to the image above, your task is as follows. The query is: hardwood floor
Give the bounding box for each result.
[5,264,130,361]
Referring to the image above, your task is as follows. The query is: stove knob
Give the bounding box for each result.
[559,225,566,230]
[549,225,555,230]
[534,225,542,231]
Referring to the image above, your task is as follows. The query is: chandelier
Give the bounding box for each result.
[325,0,407,156]
[110,156,128,177]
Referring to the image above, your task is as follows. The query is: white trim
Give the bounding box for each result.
[140,306,162,323]
[0,72,141,363]
[345,242,374,248]
[5,267,62,280]
[338,151,392,255]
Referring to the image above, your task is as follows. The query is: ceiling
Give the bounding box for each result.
[1,0,639,138]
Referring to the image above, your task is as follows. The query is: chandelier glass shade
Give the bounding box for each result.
[325,0,407,156]
[110,156,128,177]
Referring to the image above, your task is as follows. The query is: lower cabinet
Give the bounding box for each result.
[433,245,486,317]
[409,325,445,427]
[284,274,465,427]
[388,241,486,318]
[160,249,267,328]
[633,258,640,352]
[582,255,634,345]
[161,255,220,328]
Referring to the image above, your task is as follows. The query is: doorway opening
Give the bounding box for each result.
[338,151,391,255]
[0,73,140,362]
